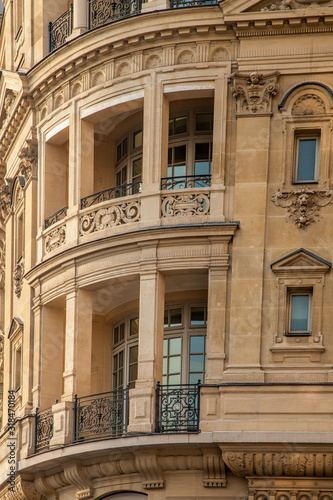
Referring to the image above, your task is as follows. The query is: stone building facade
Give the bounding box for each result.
[0,0,333,499]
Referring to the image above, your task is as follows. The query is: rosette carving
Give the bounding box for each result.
[271,188,333,228]
[18,139,38,180]
[232,72,279,115]
[13,258,24,298]
[80,200,141,234]
[45,225,66,253]
[222,452,333,478]
[161,193,210,217]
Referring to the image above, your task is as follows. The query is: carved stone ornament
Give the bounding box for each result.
[261,0,293,11]
[0,476,41,500]
[222,451,333,477]
[13,259,24,298]
[18,139,38,180]
[292,94,325,115]
[161,193,210,217]
[45,225,66,253]
[0,183,12,220]
[0,245,5,283]
[80,200,141,234]
[232,72,279,116]
[271,188,333,228]
[0,330,3,370]
[3,92,17,118]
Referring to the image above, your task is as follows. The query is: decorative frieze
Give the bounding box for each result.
[271,188,333,228]
[80,200,141,234]
[222,451,333,478]
[44,225,66,253]
[18,139,38,181]
[13,259,24,298]
[232,72,279,116]
[161,192,210,217]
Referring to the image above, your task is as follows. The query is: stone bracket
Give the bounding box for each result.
[135,451,165,489]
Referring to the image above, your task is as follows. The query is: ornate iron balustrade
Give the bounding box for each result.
[81,182,141,209]
[171,0,218,6]
[45,206,68,229]
[155,381,201,433]
[88,0,141,30]
[49,3,73,52]
[161,175,211,190]
[73,387,129,442]
[35,407,54,453]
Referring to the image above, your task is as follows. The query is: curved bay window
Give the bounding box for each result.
[115,127,142,197]
[163,110,213,189]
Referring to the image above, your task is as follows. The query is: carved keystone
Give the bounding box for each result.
[232,71,279,116]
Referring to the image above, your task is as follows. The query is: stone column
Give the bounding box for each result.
[128,243,165,433]
[71,0,88,37]
[62,288,93,401]
[224,72,279,382]
[141,74,169,223]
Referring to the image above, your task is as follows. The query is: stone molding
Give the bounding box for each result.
[271,188,333,228]
[135,451,165,489]
[0,477,41,500]
[222,452,333,478]
[202,448,227,487]
[232,71,279,116]
[13,258,24,298]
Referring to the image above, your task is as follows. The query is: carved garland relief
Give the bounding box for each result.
[271,188,333,228]
[80,200,141,235]
[45,225,66,253]
[161,193,210,217]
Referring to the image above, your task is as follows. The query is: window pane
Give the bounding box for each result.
[169,337,181,355]
[196,113,212,131]
[170,308,182,326]
[291,295,309,331]
[297,139,317,181]
[117,144,122,162]
[129,364,137,384]
[195,142,210,161]
[174,116,187,135]
[132,159,142,180]
[163,357,167,373]
[113,326,118,345]
[174,145,186,164]
[190,335,204,353]
[129,345,138,363]
[163,338,168,355]
[123,137,128,157]
[190,307,205,325]
[169,119,173,136]
[190,354,203,372]
[133,129,142,149]
[169,374,181,385]
[168,355,181,374]
[173,164,186,177]
[119,323,124,342]
[189,373,201,384]
[130,317,139,336]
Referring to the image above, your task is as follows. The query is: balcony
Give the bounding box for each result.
[49,0,219,52]
[49,4,73,52]
[33,383,201,453]
[81,182,142,209]
[161,174,211,190]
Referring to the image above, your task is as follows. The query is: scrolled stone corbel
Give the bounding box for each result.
[63,461,94,500]
[202,448,226,487]
[134,451,165,489]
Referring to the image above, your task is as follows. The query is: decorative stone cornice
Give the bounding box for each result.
[271,188,333,228]
[232,71,279,116]
[18,139,38,181]
[13,259,24,298]
[222,451,333,478]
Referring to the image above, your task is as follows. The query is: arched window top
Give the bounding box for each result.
[11,175,25,208]
[279,82,333,116]
[101,493,148,500]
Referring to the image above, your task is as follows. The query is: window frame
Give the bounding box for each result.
[115,126,143,192]
[294,132,320,184]
[286,288,313,336]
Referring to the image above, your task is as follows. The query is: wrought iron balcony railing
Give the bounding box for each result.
[155,381,201,433]
[171,0,218,6]
[88,0,141,30]
[35,407,54,453]
[49,4,73,52]
[45,206,68,229]
[81,182,141,209]
[161,174,211,190]
[73,387,129,442]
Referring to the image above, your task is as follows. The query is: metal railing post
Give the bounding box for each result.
[155,381,160,433]
[34,407,39,454]
[73,394,77,443]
